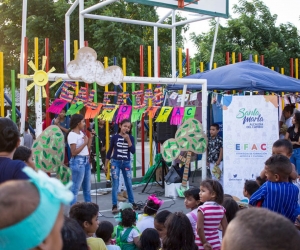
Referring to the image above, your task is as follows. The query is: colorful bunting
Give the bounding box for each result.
[145,106,159,119]
[183,107,196,122]
[85,104,103,119]
[47,99,68,114]
[131,106,147,122]
[98,105,118,121]
[66,101,84,115]
[115,105,132,123]
[155,107,173,122]
[170,107,184,125]
[72,87,87,105]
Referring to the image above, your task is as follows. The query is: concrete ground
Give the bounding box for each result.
[73,141,204,226]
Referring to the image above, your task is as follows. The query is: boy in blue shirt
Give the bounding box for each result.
[250,154,299,222]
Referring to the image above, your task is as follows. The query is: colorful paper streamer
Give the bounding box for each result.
[155,107,173,122]
[183,107,196,122]
[116,105,132,123]
[85,104,103,119]
[66,101,84,115]
[145,106,159,119]
[170,107,184,125]
[98,105,118,121]
[47,99,68,114]
[131,106,147,122]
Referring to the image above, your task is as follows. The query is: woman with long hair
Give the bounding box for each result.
[285,112,300,173]
[67,114,94,204]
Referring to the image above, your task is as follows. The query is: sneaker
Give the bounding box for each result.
[112,205,119,214]
[122,190,128,199]
[117,193,126,202]
[132,203,139,210]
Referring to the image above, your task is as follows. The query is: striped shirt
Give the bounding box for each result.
[195,202,225,250]
[249,181,299,222]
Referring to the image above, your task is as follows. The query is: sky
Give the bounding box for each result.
[157,0,300,56]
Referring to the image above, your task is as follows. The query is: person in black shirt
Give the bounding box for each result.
[285,112,300,174]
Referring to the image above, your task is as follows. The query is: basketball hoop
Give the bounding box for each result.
[178,0,200,9]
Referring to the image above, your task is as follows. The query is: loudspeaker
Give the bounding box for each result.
[155,116,177,143]
[165,165,182,184]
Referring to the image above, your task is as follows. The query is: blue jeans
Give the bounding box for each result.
[290,148,300,174]
[69,155,91,205]
[111,159,135,206]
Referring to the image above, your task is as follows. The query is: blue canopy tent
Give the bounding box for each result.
[167,60,300,92]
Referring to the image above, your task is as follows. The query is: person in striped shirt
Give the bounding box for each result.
[249,154,299,222]
[196,179,228,250]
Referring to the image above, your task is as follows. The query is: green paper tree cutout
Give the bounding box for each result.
[162,118,207,189]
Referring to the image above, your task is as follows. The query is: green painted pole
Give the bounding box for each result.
[11,70,16,123]
[93,82,100,182]
[192,61,196,74]
[131,73,137,177]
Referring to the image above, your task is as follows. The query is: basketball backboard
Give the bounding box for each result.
[126,0,229,18]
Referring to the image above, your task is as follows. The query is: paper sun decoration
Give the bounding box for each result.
[18,56,62,102]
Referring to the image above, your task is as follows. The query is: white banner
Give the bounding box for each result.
[223,95,279,198]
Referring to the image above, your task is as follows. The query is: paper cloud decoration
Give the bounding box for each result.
[67,47,123,86]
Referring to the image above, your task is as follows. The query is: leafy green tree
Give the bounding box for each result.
[190,0,300,75]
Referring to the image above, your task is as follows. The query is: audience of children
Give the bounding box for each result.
[62,216,89,250]
[154,210,172,240]
[184,188,202,236]
[196,179,228,250]
[136,194,163,233]
[13,145,35,169]
[69,202,107,250]
[162,212,198,250]
[114,205,140,250]
[96,221,121,250]
[250,154,299,222]
[222,208,300,250]
[0,167,73,250]
[140,228,161,250]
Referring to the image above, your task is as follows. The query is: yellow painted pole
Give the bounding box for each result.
[34,37,39,69]
[296,59,299,108]
[0,52,4,117]
[200,62,204,72]
[281,68,285,110]
[104,57,110,180]
[74,40,79,95]
[178,48,182,94]
[254,55,258,63]
[122,58,126,96]
[232,52,236,94]
[148,46,153,166]
[213,63,217,92]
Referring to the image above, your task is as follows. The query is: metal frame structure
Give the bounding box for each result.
[19,0,226,179]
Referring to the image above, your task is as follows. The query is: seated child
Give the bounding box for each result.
[13,145,35,169]
[96,221,121,250]
[183,188,201,236]
[62,216,89,250]
[243,180,259,200]
[154,210,172,240]
[69,202,107,250]
[250,155,299,222]
[140,228,161,250]
[222,208,300,250]
[0,167,73,250]
[115,205,140,250]
[136,194,163,233]
[260,139,298,181]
